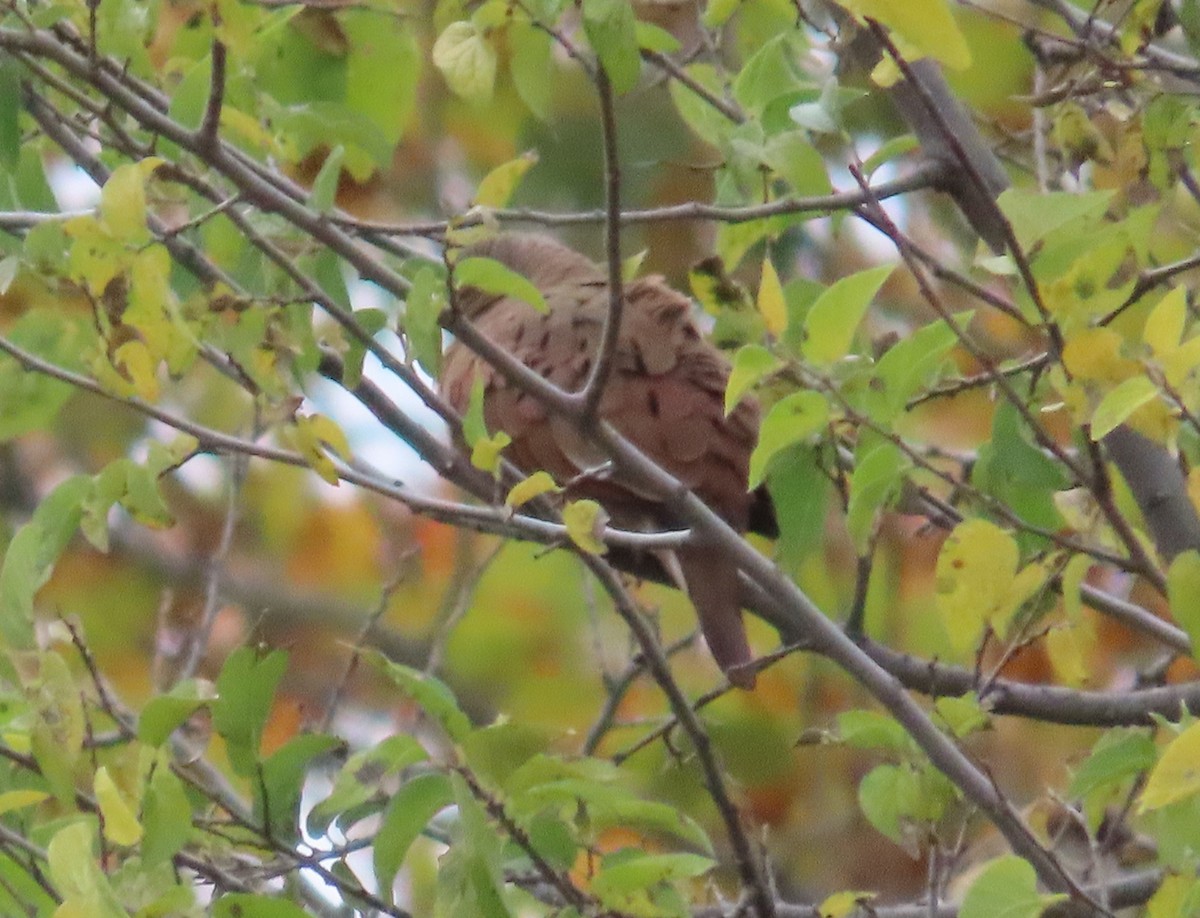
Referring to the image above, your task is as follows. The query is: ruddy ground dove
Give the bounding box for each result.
[439,233,765,688]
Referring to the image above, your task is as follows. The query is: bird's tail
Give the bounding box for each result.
[677,545,756,689]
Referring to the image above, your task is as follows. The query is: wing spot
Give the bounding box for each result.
[647,390,661,418]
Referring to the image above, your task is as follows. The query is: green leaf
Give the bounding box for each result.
[0,57,19,169]
[864,312,964,420]
[0,475,90,649]
[142,756,193,866]
[375,772,455,904]
[669,64,727,146]
[748,390,830,489]
[1067,729,1156,800]
[998,189,1114,250]
[582,0,641,94]
[308,734,428,835]
[972,403,1068,547]
[510,22,553,119]
[308,145,345,212]
[443,772,513,917]
[48,820,128,918]
[837,710,915,754]
[802,264,892,365]
[257,733,344,842]
[845,439,906,552]
[366,651,473,742]
[461,721,550,787]
[762,131,832,197]
[933,693,990,738]
[455,256,546,312]
[635,20,681,53]
[433,21,497,104]
[404,267,447,376]
[1142,721,1200,811]
[1090,375,1158,440]
[0,315,85,443]
[213,894,312,918]
[592,851,714,902]
[734,34,803,113]
[960,856,1066,918]
[768,444,829,569]
[725,344,780,414]
[341,307,388,388]
[211,646,289,776]
[344,14,420,149]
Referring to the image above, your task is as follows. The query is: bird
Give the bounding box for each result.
[439,233,768,688]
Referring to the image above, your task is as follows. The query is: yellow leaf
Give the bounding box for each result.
[304,413,352,461]
[64,217,124,297]
[1141,721,1200,811]
[563,499,609,555]
[113,340,160,402]
[819,891,876,918]
[757,257,787,336]
[471,431,511,475]
[1062,327,1137,382]
[475,151,538,208]
[1144,286,1188,356]
[1159,335,1200,388]
[843,0,971,71]
[1061,553,1093,623]
[287,414,348,486]
[506,471,560,507]
[94,767,142,846]
[935,519,1019,656]
[0,789,47,816]
[99,159,161,243]
[1045,625,1088,687]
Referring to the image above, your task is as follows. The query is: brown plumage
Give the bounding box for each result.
[439,233,762,688]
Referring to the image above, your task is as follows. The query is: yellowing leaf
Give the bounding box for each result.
[757,257,787,336]
[288,414,352,486]
[563,499,609,555]
[0,789,47,816]
[1142,721,1200,811]
[94,767,143,846]
[935,519,1019,656]
[506,471,560,507]
[432,21,496,104]
[99,158,161,242]
[1169,550,1200,660]
[1145,286,1188,356]
[1090,376,1158,440]
[475,151,538,208]
[843,0,971,71]
[1061,553,1093,622]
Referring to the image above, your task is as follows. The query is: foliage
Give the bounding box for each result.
[1,0,1200,915]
